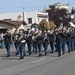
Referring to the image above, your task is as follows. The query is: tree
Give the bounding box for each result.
[47,6,71,27]
[49,21,56,30]
[39,19,50,31]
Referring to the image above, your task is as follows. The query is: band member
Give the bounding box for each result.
[66,29,72,53]
[55,30,59,52]
[36,30,43,56]
[18,29,25,59]
[43,30,49,55]
[3,30,11,57]
[32,30,38,53]
[48,29,55,53]
[62,29,67,55]
[26,31,33,55]
[13,30,19,55]
[70,29,74,51]
[56,29,63,56]
[73,30,75,50]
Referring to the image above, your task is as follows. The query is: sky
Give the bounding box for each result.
[0,0,75,13]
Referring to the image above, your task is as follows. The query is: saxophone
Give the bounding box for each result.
[18,35,24,42]
[18,34,25,47]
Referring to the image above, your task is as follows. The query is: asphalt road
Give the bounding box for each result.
[0,46,75,75]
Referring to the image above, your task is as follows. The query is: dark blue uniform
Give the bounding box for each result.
[32,33,38,53]
[13,34,19,55]
[73,33,75,50]
[18,34,25,59]
[36,35,43,56]
[70,33,74,51]
[43,33,49,55]
[26,35,33,55]
[3,33,11,57]
[66,32,71,53]
[62,32,66,55]
[48,32,55,53]
[56,32,63,56]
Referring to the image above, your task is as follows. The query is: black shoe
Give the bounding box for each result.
[50,51,53,54]
[29,53,31,55]
[35,51,37,53]
[7,55,10,57]
[15,52,19,55]
[68,51,70,53]
[20,57,24,59]
[39,54,42,57]
[58,54,61,57]
[55,50,58,52]
[45,52,47,56]
[63,52,65,55]
[63,53,65,55]
[24,54,26,56]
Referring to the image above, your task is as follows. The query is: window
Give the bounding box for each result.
[28,18,32,24]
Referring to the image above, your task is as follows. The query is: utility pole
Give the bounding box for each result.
[68,1,70,7]
[23,7,25,21]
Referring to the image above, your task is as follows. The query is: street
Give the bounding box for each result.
[0,47,75,75]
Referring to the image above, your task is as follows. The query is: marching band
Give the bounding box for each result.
[2,27,75,59]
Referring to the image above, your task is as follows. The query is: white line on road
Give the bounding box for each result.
[32,58,47,64]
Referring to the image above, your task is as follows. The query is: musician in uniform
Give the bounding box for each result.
[32,30,38,53]
[48,29,55,54]
[56,29,63,56]
[18,29,25,59]
[43,30,49,55]
[13,30,19,55]
[62,28,67,55]
[55,30,59,52]
[73,29,75,50]
[3,30,11,57]
[36,30,43,56]
[70,29,74,51]
[66,29,72,53]
[26,30,33,55]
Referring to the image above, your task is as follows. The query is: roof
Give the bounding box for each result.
[0,20,27,26]
[37,14,48,17]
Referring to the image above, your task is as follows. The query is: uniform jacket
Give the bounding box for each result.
[3,33,11,45]
[48,33,55,42]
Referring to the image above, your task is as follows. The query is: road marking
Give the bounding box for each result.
[32,58,46,64]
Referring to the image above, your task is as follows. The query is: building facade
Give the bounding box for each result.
[0,16,26,34]
[0,11,48,30]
